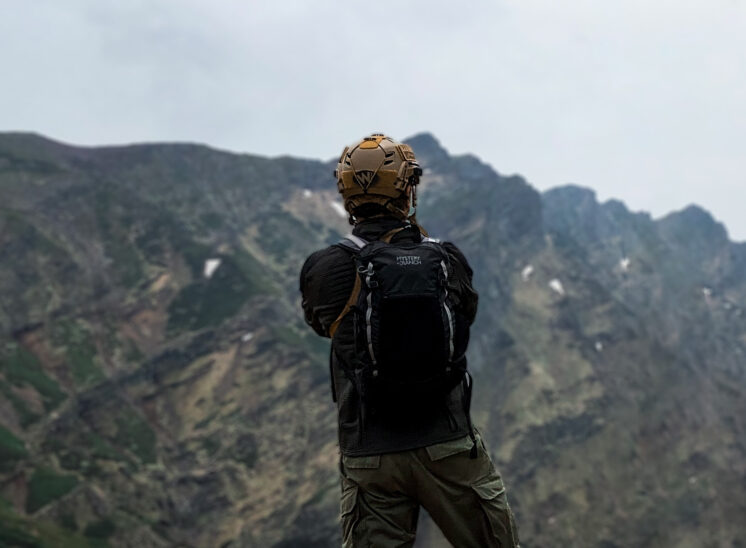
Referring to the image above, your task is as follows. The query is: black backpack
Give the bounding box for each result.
[330,230,470,415]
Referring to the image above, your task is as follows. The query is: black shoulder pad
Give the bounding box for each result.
[334,236,368,254]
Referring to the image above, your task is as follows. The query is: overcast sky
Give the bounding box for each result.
[2,0,745,240]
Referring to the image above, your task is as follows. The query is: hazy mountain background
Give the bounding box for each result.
[0,132,744,547]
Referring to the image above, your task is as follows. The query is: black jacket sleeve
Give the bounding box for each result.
[299,246,356,338]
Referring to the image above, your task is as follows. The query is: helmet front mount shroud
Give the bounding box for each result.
[335,134,422,223]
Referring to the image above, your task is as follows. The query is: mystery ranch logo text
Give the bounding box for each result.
[396,255,422,266]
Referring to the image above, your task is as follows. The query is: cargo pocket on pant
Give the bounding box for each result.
[471,475,519,547]
[340,478,360,547]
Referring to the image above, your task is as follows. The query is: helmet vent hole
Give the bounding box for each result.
[383,160,394,165]
[385,151,395,157]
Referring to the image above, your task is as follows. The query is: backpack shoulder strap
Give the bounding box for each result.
[329,234,366,338]
[336,234,368,251]
[329,271,361,338]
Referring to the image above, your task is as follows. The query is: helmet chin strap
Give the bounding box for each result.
[405,186,429,237]
[407,185,417,217]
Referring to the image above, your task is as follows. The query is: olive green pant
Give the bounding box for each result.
[339,432,519,547]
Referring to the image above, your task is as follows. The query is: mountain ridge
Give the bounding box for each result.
[3,130,740,243]
[0,131,744,547]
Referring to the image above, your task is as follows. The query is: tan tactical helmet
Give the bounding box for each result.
[335,133,422,221]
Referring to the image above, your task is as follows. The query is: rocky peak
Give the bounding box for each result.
[543,183,597,205]
[657,204,730,266]
[541,184,605,242]
[659,204,729,243]
[404,132,450,166]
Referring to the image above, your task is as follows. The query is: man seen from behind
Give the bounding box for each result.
[300,133,520,547]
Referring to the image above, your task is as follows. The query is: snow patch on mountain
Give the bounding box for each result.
[330,201,347,218]
[549,279,565,296]
[204,258,222,279]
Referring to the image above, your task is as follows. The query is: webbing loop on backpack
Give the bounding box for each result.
[440,259,455,361]
[364,262,378,366]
